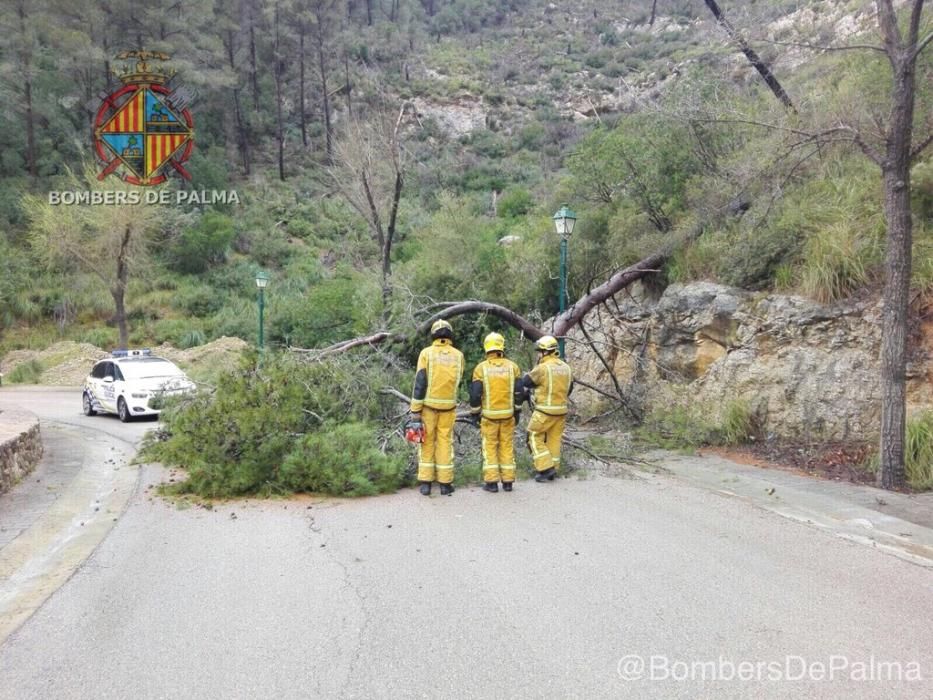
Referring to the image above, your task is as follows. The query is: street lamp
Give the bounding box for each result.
[255,270,270,352]
[552,205,576,359]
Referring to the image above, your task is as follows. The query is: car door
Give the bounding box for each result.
[86,362,107,411]
[99,361,118,413]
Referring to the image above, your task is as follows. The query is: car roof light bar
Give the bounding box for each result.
[111,349,152,358]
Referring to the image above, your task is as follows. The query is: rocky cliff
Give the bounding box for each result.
[566,282,933,441]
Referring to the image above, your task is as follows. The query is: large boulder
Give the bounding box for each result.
[565,282,932,441]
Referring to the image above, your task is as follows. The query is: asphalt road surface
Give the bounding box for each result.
[1,388,932,699]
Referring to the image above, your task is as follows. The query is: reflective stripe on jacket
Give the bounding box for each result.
[469,354,522,420]
[524,355,572,416]
[410,338,464,412]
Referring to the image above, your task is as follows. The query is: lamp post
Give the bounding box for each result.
[255,270,270,352]
[552,205,577,359]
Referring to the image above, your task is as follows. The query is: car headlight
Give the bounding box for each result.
[131,392,148,399]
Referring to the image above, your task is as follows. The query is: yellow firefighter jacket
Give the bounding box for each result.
[410,338,464,412]
[469,354,522,420]
[524,354,572,416]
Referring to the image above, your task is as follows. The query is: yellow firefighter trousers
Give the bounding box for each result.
[418,407,456,484]
[527,411,566,473]
[480,416,516,483]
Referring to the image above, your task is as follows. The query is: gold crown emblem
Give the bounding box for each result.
[114,50,176,85]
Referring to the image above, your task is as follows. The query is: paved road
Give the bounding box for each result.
[1,389,932,699]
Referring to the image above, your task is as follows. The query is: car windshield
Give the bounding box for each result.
[117,358,187,380]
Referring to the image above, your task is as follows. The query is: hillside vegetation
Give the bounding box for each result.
[1,0,930,493]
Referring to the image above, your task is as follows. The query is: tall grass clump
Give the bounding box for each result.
[800,223,881,303]
[905,412,933,490]
[718,399,756,446]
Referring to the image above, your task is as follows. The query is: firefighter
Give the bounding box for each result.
[410,319,465,496]
[521,335,573,482]
[469,332,524,493]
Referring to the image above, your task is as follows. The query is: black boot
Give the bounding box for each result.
[439,483,454,496]
[419,481,431,496]
[482,481,499,493]
[502,482,513,492]
[547,468,557,481]
[535,467,556,483]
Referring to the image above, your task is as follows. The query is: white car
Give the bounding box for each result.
[82,350,196,422]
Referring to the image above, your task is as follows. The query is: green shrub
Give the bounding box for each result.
[6,359,43,384]
[498,189,534,218]
[169,212,235,274]
[279,422,407,496]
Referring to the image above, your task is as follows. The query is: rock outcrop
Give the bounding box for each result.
[566,282,932,441]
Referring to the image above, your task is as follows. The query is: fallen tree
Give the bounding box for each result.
[292,206,740,359]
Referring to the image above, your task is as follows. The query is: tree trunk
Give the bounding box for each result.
[702,0,796,111]
[112,224,132,350]
[878,71,917,488]
[226,30,252,175]
[318,39,333,163]
[875,0,925,489]
[345,52,353,120]
[273,4,285,181]
[366,0,372,26]
[249,22,260,111]
[879,166,912,488]
[17,3,38,179]
[299,30,308,147]
[649,0,658,27]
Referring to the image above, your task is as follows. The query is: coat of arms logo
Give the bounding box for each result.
[93,51,194,185]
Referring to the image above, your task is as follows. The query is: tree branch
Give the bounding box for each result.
[418,301,544,339]
[912,132,933,162]
[702,0,796,111]
[911,31,933,61]
[755,38,887,54]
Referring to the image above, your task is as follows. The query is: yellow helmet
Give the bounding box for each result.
[430,319,453,338]
[483,332,505,353]
[535,335,559,353]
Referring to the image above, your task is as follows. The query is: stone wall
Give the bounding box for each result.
[0,410,42,495]
[565,282,933,442]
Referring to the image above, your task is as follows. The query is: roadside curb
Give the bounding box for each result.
[0,421,139,645]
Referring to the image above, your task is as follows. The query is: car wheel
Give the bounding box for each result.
[118,397,131,423]
[83,392,97,416]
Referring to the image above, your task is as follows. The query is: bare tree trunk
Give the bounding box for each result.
[226,30,252,175]
[702,0,796,111]
[273,3,286,181]
[112,224,132,350]
[649,0,658,27]
[876,0,925,489]
[249,15,261,111]
[17,2,38,179]
[318,38,333,163]
[299,30,308,147]
[345,52,353,120]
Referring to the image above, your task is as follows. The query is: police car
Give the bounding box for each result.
[82,350,195,422]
